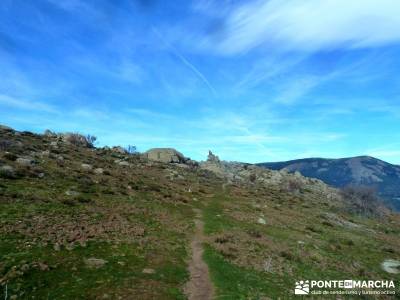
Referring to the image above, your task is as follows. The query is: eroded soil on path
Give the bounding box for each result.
[184,209,214,300]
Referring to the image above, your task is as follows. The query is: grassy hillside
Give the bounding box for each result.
[1,127,400,299]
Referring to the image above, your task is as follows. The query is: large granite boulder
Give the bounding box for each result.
[144,148,187,164]
[60,133,91,147]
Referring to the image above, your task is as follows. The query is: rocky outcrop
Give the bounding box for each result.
[43,129,57,138]
[42,131,93,148]
[207,150,220,163]
[111,146,127,154]
[200,151,336,197]
[60,133,92,148]
[144,148,188,164]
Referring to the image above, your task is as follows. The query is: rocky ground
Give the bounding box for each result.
[0,125,400,299]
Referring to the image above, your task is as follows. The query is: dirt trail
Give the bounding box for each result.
[184,208,214,300]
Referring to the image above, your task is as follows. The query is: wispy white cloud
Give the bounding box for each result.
[365,148,400,165]
[0,94,58,113]
[71,54,145,85]
[273,75,323,105]
[152,26,217,97]
[235,54,307,90]
[204,0,400,54]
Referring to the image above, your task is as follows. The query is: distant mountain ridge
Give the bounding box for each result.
[257,156,400,210]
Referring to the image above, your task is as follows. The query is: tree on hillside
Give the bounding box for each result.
[126,145,138,154]
[340,185,385,217]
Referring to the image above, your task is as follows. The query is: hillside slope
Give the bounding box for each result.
[1,126,400,299]
[258,156,400,210]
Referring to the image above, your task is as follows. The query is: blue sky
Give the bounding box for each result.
[1,0,400,163]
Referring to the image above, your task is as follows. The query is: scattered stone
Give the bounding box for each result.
[85,258,107,269]
[40,150,50,157]
[81,163,92,170]
[0,165,16,178]
[264,257,273,272]
[381,259,400,274]
[53,243,61,251]
[142,268,155,274]
[258,217,266,225]
[16,157,35,167]
[37,262,49,271]
[175,163,189,169]
[65,190,80,197]
[94,168,104,174]
[117,161,130,167]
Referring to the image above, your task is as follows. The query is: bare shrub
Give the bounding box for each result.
[249,173,257,183]
[86,135,97,147]
[125,145,137,154]
[282,178,302,193]
[340,185,385,217]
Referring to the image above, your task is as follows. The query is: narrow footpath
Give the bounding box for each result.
[184,208,214,300]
